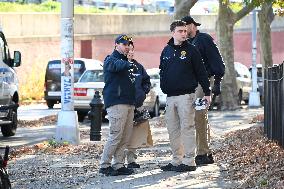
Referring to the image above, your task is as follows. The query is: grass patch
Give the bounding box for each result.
[19,61,45,101]
[0,1,129,13]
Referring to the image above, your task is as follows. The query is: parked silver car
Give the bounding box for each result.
[142,68,167,118]
[73,61,104,122]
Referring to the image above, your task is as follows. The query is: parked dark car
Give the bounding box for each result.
[44,58,90,108]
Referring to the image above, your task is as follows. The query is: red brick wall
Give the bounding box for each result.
[9,30,284,81]
[92,31,284,69]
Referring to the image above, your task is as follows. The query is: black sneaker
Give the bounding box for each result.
[99,166,118,176]
[116,166,134,175]
[127,162,140,169]
[195,154,212,166]
[175,164,197,172]
[160,163,177,171]
[207,154,215,164]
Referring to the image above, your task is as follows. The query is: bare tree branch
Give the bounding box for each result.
[174,0,198,19]
[234,2,255,23]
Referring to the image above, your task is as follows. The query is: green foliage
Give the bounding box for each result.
[0,1,129,13]
[229,2,243,12]
[0,1,60,12]
[274,0,284,16]
[48,139,57,147]
[48,139,69,148]
[259,179,268,186]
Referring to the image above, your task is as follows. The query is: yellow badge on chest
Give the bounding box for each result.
[180,51,187,60]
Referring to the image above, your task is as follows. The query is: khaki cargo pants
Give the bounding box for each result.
[165,93,196,166]
[100,104,135,170]
[195,77,214,156]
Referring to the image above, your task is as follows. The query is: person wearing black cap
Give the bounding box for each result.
[99,34,136,176]
[159,20,211,172]
[181,15,225,166]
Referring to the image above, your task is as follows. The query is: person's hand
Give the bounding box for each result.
[212,82,221,96]
[203,95,211,106]
[127,50,134,61]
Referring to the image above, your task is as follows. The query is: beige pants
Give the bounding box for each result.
[100,104,135,170]
[165,93,196,166]
[126,148,137,164]
[195,77,214,156]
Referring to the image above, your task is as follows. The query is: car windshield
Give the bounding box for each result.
[46,60,86,82]
[79,70,104,82]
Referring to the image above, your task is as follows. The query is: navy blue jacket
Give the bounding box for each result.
[131,60,151,108]
[103,50,136,109]
[159,38,211,97]
[188,31,225,79]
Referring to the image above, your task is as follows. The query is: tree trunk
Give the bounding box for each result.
[216,0,255,110]
[216,1,239,110]
[174,0,198,19]
[258,2,274,67]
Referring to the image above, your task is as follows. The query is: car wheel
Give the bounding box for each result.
[77,112,86,122]
[238,90,243,105]
[46,100,54,109]
[150,99,160,118]
[1,104,17,137]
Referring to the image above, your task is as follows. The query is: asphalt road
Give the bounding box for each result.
[0,103,99,148]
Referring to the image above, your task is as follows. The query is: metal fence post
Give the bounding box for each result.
[264,66,268,137]
[280,64,284,147]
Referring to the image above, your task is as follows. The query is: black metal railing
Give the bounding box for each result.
[264,62,284,148]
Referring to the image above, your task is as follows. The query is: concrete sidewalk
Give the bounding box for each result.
[8,106,264,189]
[81,107,264,189]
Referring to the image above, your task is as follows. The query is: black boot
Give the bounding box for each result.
[195,154,213,166]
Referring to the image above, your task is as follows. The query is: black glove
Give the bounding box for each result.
[212,77,222,96]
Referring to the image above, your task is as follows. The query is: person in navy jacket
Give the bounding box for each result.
[99,34,136,176]
[159,20,211,173]
[125,41,151,169]
[181,15,225,166]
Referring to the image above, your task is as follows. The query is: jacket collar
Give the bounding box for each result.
[167,37,189,48]
[112,50,127,60]
[189,30,200,40]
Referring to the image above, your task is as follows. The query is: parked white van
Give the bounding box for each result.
[0,29,21,137]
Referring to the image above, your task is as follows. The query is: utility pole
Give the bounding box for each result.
[249,9,261,107]
[55,0,80,144]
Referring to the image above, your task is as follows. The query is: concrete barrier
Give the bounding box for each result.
[1,13,284,42]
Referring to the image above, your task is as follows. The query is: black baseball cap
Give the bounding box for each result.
[115,34,132,45]
[181,16,201,26]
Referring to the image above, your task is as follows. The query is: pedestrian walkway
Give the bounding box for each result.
[8,106,264,188]
[82,106,264,189]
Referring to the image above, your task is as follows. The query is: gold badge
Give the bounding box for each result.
[180,51,187,60]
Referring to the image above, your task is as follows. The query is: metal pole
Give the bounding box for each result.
[55,0,80,144]
[249,9,261,107]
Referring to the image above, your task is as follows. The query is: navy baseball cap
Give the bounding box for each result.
[115,34,132,45]
[181,16,201,26]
